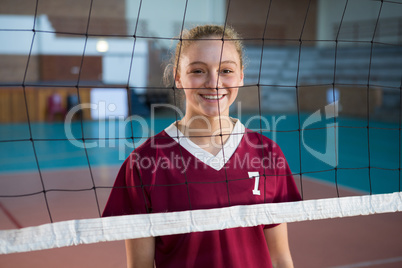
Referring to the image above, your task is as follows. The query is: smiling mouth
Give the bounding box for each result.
[200,94,225,100]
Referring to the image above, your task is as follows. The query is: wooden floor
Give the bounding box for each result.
[0,168,401,268]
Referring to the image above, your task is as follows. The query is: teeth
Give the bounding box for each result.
[202,95,223,100]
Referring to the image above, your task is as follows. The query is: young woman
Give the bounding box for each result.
[103,25,301,268]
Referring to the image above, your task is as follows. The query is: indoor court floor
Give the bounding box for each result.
[0,115,401,267]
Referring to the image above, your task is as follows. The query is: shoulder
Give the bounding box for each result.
[133,130,173,156]
[121,130,175,173]
[242,127,278,150]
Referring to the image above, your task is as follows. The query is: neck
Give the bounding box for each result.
[177,114,235,152]
[180,114,234,136]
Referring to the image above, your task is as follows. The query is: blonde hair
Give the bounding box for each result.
[163,24,244,87]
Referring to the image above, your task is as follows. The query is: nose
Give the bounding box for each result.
[204,71,222,89]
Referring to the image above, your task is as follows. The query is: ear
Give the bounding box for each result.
[173,67,182,88]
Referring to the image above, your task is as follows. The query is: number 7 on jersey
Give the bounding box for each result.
[248,172,261,195]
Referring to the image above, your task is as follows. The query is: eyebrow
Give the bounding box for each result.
[188,60,238,66]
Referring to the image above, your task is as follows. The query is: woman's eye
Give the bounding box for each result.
[221,69,233,74]
[192,69,203,74]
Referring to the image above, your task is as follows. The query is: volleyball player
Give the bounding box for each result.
[103,25,301,268]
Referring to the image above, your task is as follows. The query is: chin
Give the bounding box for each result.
[202,109,228,118]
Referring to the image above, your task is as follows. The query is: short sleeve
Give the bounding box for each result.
[264,143,301,229]
[102,154,151,217]
[272,145,301,203]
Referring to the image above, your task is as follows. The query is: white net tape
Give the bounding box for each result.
[1,192,401,254]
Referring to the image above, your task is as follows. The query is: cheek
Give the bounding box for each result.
[183,89,198,102]
[229,89,239,101]
[224,89,238,109]
[223,75,243,88]
[190,76,206,86]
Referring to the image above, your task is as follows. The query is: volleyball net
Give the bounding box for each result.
[1,0,402,254]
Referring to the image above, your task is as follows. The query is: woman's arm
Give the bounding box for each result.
[264,223,294,268]
[125,237,156,268]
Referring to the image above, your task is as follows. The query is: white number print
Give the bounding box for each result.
[248,172,261,196]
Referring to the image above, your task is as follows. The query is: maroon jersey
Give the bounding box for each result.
[103,119,301,267]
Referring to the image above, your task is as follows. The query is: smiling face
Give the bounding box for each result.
[174,37,244,119]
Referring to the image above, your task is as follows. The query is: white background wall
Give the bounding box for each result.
[125,0,226,47]
[0,15,149,90]
[317,0,402,44]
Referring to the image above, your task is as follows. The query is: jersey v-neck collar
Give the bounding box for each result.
[164,119,245,171]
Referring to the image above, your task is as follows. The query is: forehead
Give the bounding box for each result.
[180,38,241,64]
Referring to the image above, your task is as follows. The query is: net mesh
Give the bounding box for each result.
[0,0,402,254]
